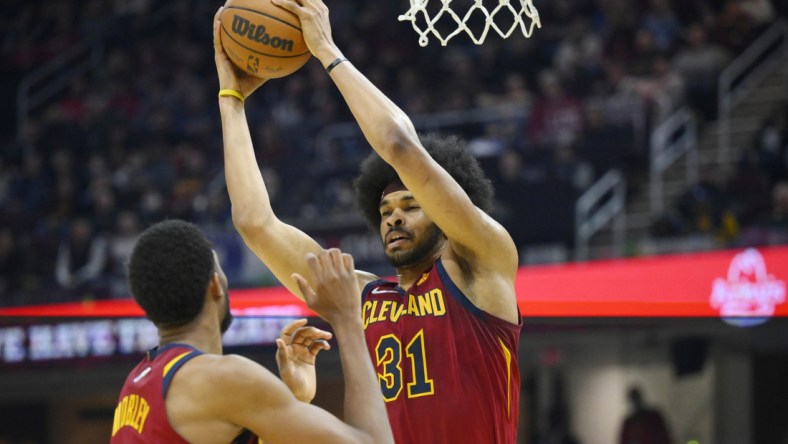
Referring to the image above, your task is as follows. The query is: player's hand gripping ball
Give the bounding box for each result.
[219,0,311,78]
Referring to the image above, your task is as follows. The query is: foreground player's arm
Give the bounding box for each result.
[214,7,345,299]
[262,250,393,443]
[170,250,393,444]
[273,0,519,320]
[172,354,392,444]
[291,250,394,444]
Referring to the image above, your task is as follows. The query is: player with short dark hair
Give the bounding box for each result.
[215,0,522,441]
[127,219,224,329]
[111,218,394,444]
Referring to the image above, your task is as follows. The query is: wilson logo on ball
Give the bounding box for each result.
[231,14,294,52]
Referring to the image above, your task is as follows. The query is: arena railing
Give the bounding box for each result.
[15,3,178,144]
[649,106,698,215]
[314,103,529,156]
[718,19,788,165]
[574,169,626,262]
[16,42,104,142]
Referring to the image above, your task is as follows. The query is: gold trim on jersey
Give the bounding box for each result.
[163,351,192,377]
[498,337,513,418]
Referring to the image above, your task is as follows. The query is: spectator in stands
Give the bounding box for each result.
[764,181,788,234]
[0,228,21,302]
[476,71,533,108]
[752,110,788,186]
[641,0,681,52]
[738,0,777,31]
[740,181,788,246]
[553,17,604,92]
[554,141,594,192]
[108,211,140,297]
[726,154,773,228]
[675,167,739,240]
[14,151,51,219]
[622,53,684,123]
[3,0,768,305]
[671,23,732,120]
[627,29,661,78]
[491,149,531,251]
[55,217,108,301]
[585,63,647,173]
[619,386,673,444]
[527,70,585,151]
[712,0,760,53]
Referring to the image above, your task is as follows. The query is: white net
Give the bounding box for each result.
[398,0,541,47]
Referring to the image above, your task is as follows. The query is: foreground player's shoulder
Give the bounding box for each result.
[174,354,278,400]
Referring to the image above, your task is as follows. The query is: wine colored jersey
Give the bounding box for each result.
[361,258,522,444]
[110,343,260,444]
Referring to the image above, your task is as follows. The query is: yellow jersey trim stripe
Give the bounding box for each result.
[162,351,192,378]
[498,337,513,418]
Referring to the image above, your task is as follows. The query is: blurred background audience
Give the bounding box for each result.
[0,0,785,306]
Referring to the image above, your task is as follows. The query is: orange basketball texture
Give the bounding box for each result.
[219,0,311,79]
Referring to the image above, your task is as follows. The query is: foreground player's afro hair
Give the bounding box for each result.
[353,133,494,229]
[128,219,215,327]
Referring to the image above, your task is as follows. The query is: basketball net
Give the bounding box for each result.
[398,0,541,47]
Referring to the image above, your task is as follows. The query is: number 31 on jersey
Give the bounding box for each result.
[375,329,434,401]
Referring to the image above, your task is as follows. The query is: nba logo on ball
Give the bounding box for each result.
[247,55,260,74]
[219,0,311,79]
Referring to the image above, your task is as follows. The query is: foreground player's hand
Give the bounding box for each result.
[213,5,267,98]
[270,0,338,63]
[275,318,332,403]
[293,249,361,325]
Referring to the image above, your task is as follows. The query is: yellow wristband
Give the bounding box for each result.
[218,89,245,103]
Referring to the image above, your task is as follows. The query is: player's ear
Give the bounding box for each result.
[208,272,223,301]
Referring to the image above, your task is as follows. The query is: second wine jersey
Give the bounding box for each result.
[361,257,522,444]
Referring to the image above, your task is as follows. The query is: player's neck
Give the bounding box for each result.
[158,316,223,354]
[395,253,440,290]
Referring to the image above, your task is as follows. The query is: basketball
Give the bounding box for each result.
[219,0,311,79]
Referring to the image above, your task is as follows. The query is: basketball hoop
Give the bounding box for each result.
[398,0,541,47]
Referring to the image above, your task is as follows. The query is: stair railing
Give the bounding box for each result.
[718,19,788,164]
[650,107,698,214]
[575,169,626,261]
[16,42,103,140]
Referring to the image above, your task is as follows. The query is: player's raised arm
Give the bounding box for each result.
[271,0,519,320]
[214,7,331,299]
[329,79,516,279]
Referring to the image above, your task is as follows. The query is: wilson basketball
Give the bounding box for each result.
[219,0,311,79]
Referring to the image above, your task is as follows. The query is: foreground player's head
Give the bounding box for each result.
[353,134,494,267]
[128,219,232,333]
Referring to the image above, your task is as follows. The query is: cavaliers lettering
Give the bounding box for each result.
[112,394,151,436]
[363,288,446,327]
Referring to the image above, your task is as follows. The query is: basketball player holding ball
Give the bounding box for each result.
[215,0,522,442]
